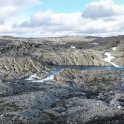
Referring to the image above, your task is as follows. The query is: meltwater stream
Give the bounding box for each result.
[26,66,124,83]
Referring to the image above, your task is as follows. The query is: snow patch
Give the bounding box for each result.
[111,47,116,51]
[103,52,114,63]
[25,68,64,83]
[25,73,55,83]
[92,42,98,45]
[103,52,120,68]
[117,106,122,110]
[26,74,37,80]
[32,74,55,83]
[70,46,76,49]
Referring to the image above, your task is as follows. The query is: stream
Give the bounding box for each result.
[26,66,124,83]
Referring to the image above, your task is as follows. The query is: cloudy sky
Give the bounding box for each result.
[0,0,124,37]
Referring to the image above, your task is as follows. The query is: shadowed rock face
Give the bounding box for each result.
[0,35,123,123]
[113,39,124,66]
[40,49,108,66]
[0,57,46,81]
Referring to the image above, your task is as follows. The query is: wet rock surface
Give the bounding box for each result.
[0,35,123,123]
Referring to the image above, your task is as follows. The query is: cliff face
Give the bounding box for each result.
[0,57,44,80]
[0,36,123,124]
[40,49,107,66]
[113,39,124,66]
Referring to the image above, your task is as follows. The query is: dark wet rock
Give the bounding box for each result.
[0,80,14,96]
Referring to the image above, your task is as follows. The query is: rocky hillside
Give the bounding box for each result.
[0,35,123,124]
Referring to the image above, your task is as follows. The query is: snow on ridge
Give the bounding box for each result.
[103,52,120,68]
[70,46,76,49]
[103,52,114,63]
[92,42,98,45]
[103,46,120,68]
[111,47,116,51]
[26,74,37,80]
[25,73,55,83]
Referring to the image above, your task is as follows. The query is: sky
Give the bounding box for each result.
[0,0,124,37]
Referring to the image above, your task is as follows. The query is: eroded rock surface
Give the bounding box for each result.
[0,57,46,80]
[40,49,108,66]
[0,35,123,124]
[113,39,124,66]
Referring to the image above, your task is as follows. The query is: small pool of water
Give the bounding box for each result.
[50,65,124,74]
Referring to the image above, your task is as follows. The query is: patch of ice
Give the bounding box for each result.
[92,42,98,45]
[25,73,55,82]
[0,115,4,117]
[70,46,76,49]
[110,62,120,68]
[103,52,120,68]
[103,52,114,63]
[25,74,37,80]
[32,74,55,83]
[111,47,116,51]
[25,68,64,83]
[117,106,122,109]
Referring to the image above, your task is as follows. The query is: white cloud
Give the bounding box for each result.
[20,11,81,28]
[82,0,124,19]
[1,0,124,37]
[15,11,85,37]
[0,0,41,19]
